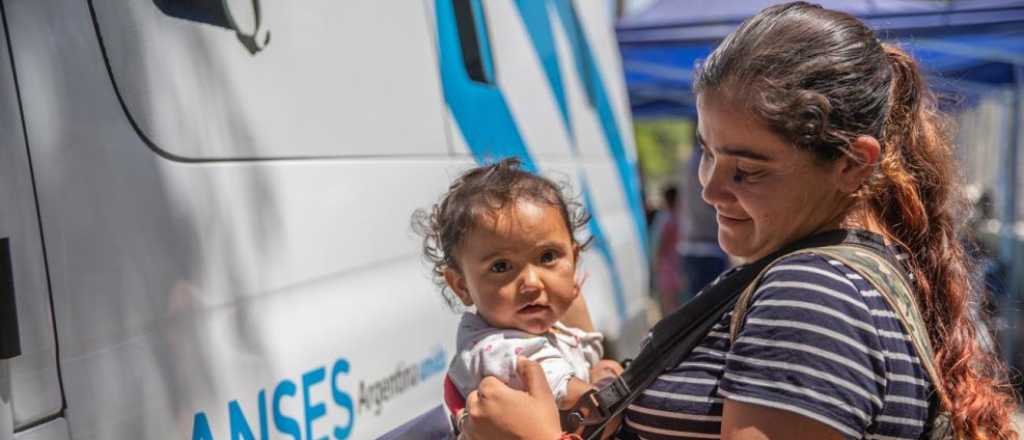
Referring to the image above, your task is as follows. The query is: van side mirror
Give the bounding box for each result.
[152,0,270,54]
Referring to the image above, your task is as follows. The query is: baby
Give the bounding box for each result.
[413,158,622,433]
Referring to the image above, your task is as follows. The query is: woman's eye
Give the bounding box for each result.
[733,167,762,183]
[540,251,557,263]
[698,145,715,167]
[490,261,510,273]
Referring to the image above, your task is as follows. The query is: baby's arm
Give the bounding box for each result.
[560,377,593,410]
[558,360,624,410]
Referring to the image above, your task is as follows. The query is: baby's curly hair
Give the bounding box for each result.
[411,158,592,309]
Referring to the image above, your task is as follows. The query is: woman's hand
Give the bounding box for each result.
[590,359,624,385]
[462,357,563,440]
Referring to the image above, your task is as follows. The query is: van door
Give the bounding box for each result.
[0,5,68,440]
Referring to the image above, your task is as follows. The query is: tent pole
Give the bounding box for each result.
[999,64,1023,367]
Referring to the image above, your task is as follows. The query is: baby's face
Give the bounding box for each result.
[446,201,579,335]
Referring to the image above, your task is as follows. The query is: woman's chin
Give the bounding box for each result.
[718,231,749,259]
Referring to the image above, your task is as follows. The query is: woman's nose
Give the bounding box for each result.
[701,163,734,206]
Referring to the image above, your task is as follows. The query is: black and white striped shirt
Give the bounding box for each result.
[621,252,931,439]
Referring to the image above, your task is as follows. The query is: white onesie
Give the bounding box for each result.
[447,312,604,405]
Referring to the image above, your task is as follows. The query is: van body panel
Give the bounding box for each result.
[3,0,647,438]
[0,3,63,432]
[89,0,449,160]
[12,418,68,440]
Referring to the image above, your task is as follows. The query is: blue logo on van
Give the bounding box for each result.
[190,347,447,439]
[191,357,355,440]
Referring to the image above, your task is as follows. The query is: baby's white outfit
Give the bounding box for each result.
[447,312,604,405]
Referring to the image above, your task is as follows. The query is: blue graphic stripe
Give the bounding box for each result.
[579,178,628,318]
[513,0,572,140]
[551,1,595,106]
[436,0,533,170]
[552,2,649,257]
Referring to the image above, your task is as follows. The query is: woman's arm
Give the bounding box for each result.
[560,291,595,332]
[721,398,846,439]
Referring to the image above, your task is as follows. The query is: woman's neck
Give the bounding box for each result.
[839,209,889,242]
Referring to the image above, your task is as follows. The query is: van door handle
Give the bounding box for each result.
[0,238,20,360]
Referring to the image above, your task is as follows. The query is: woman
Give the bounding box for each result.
[460,2,1019,439]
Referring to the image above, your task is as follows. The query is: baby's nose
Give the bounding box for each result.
[519,266,543,293]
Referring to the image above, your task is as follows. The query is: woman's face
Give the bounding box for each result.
[696,94,849,262]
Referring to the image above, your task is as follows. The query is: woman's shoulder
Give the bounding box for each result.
[741,249,917,345]
[751,251,872,307]
[728,249,932,438]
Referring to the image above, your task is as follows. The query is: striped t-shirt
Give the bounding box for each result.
[621,252,931,439]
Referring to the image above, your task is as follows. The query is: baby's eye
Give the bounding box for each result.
[490,261,510,273]
[540,250,557,263]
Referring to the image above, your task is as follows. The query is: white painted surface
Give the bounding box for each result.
[90,0,449,159]
[0,8,61,433]
[12,419,68,440]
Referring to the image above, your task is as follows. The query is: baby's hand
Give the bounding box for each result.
[590,359,624,385]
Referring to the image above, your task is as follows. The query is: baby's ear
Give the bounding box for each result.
[573,263,588,297]
[443,268,473,306]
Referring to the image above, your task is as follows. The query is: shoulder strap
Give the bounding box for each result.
[810,246,943,395]
[575,230,855,439]
[728,243,954,439]
[727,248,805,342]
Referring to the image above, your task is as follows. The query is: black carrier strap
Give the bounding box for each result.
[566,230,887,439]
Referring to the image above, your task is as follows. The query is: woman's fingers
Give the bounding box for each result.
[516,356,555,399]
[462,391,481,440]
[465,390,480,415]
[460,358,563,439]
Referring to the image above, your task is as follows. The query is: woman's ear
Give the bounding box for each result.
[837,135,881,193]
[444,268,473,306]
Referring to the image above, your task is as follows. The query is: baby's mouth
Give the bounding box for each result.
[518,303,550,314]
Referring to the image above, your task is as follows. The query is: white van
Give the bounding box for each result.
[0,1,647,438]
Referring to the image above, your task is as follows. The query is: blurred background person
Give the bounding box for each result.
[649,184,684,312]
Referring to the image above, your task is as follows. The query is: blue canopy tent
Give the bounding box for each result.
[617,0,1024,118]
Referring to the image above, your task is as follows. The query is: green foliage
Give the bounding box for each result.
[634,118,695,197]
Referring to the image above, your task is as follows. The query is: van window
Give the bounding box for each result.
[90,1,449,160]
[453,0,495,84]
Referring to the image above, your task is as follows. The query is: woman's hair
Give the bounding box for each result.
[412,158,591,308]
[695,2,1019,438]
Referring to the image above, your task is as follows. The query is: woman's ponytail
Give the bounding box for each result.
[872,43,1019,439]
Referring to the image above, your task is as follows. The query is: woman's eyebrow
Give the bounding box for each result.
[696,132,772,161]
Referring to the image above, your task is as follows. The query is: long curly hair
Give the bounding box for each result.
[695,2,1020,438]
